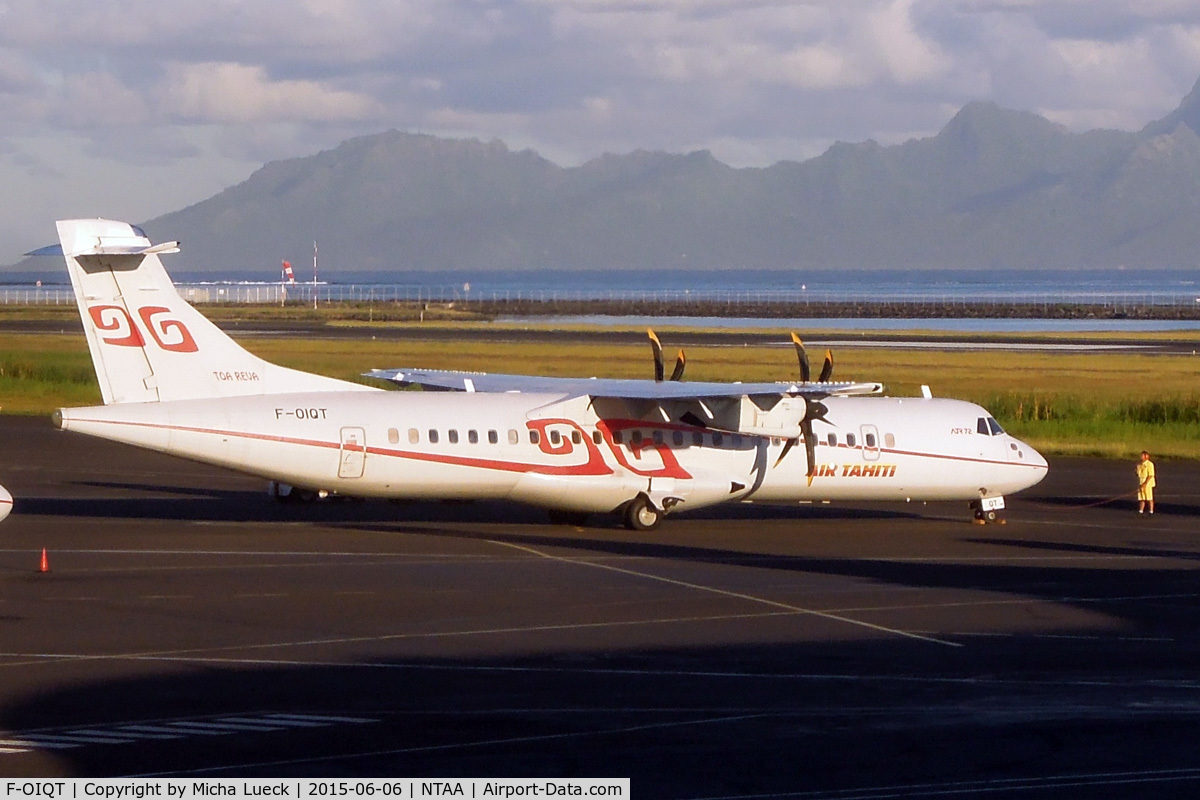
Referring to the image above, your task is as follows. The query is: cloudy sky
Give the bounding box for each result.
[3,0,1200,262]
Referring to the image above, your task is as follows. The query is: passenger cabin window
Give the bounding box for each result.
[508,430,519,445]
[408,428,420,444]
[653,430,664,445]
[488,430,498,444]
[529,430,540,444]
[572,430,582,445]
[428,429,439,444]
[388,428,399,445]
[593,430,603,444]
[613,431,623,444]
[827,433,837,447]
[468,429,478,444]
[884,433,895,448]
[673,431,684,447]
[846,433,856,448]
[712,432,723,447]
[550,430,561,445]
[692,432,704,446]
[865,432,877,448]
[731,434,742,447]
[448,429,459,444]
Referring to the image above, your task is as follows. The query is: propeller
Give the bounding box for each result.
[774,398,829,484]
[648,329,686,382]
[781,333,837,484]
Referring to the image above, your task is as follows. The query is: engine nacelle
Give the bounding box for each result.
[736,395,806,438]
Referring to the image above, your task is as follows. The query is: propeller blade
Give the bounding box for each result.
[648,329,665,382]
[670,349,686,381]
[818,349,834,382]
[791,332,810,382]
[773,437,796,468]
[803,416,818,486]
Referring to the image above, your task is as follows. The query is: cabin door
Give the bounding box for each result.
[338,427,366,479]
[860,424,880,462]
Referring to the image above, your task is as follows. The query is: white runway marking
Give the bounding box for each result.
[131,712,771,777]
[0,714,378,756]
[686,766,1200,798]
[491,539,962,647]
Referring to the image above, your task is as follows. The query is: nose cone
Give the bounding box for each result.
[1014,437,1049,489]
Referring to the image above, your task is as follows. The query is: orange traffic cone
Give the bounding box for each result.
[38,548,49,573]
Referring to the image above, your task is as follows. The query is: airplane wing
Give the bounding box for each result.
[364,368,883,399]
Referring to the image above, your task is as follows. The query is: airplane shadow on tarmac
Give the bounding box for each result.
[4,541,1200,791]
[6,479,1200,790]
[12,482,936,526]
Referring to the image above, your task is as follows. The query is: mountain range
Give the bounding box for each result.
[22,79,1200,273]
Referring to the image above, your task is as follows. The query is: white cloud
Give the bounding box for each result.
[161,62,381,124]
[3,0,1200,261]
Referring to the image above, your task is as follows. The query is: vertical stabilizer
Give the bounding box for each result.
[56,219,375,404]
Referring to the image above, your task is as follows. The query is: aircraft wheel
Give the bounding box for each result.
[548,510,590,527]
[623,496,663,532]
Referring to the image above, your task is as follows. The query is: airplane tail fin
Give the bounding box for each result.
[54,219,372,404]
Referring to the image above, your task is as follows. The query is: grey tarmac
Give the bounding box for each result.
[1,415,1199,797]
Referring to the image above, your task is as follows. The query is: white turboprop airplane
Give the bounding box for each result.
[42,218,1047,530]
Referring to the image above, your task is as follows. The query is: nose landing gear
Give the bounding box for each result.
[971,495,1007,525]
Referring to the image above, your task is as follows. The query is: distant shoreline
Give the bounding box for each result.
[4,297,1200,323]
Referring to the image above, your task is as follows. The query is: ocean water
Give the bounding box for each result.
[6,268,1200,333]
[8,267,1200,298]
[504,315,1200,334]
[349,267,1200,301]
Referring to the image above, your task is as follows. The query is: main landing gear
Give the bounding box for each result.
[546,496,664,531]
[622,495,664,532]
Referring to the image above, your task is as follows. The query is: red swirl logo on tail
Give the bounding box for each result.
[86,305,198,352]
[138,306,198,352]
[88,306,144,347]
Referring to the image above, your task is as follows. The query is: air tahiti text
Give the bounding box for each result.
[811,464,898,478]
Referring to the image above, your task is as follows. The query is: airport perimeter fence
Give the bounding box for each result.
[3,284,1200,317]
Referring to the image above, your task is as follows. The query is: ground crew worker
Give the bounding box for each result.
[1136,450,1156,515]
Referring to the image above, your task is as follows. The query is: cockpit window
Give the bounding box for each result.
[977,417,1006,436]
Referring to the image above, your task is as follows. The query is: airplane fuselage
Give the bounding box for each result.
[56,390,1047,515]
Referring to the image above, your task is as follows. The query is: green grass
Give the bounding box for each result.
[2,329,1198,460]
[0,338,102,411]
